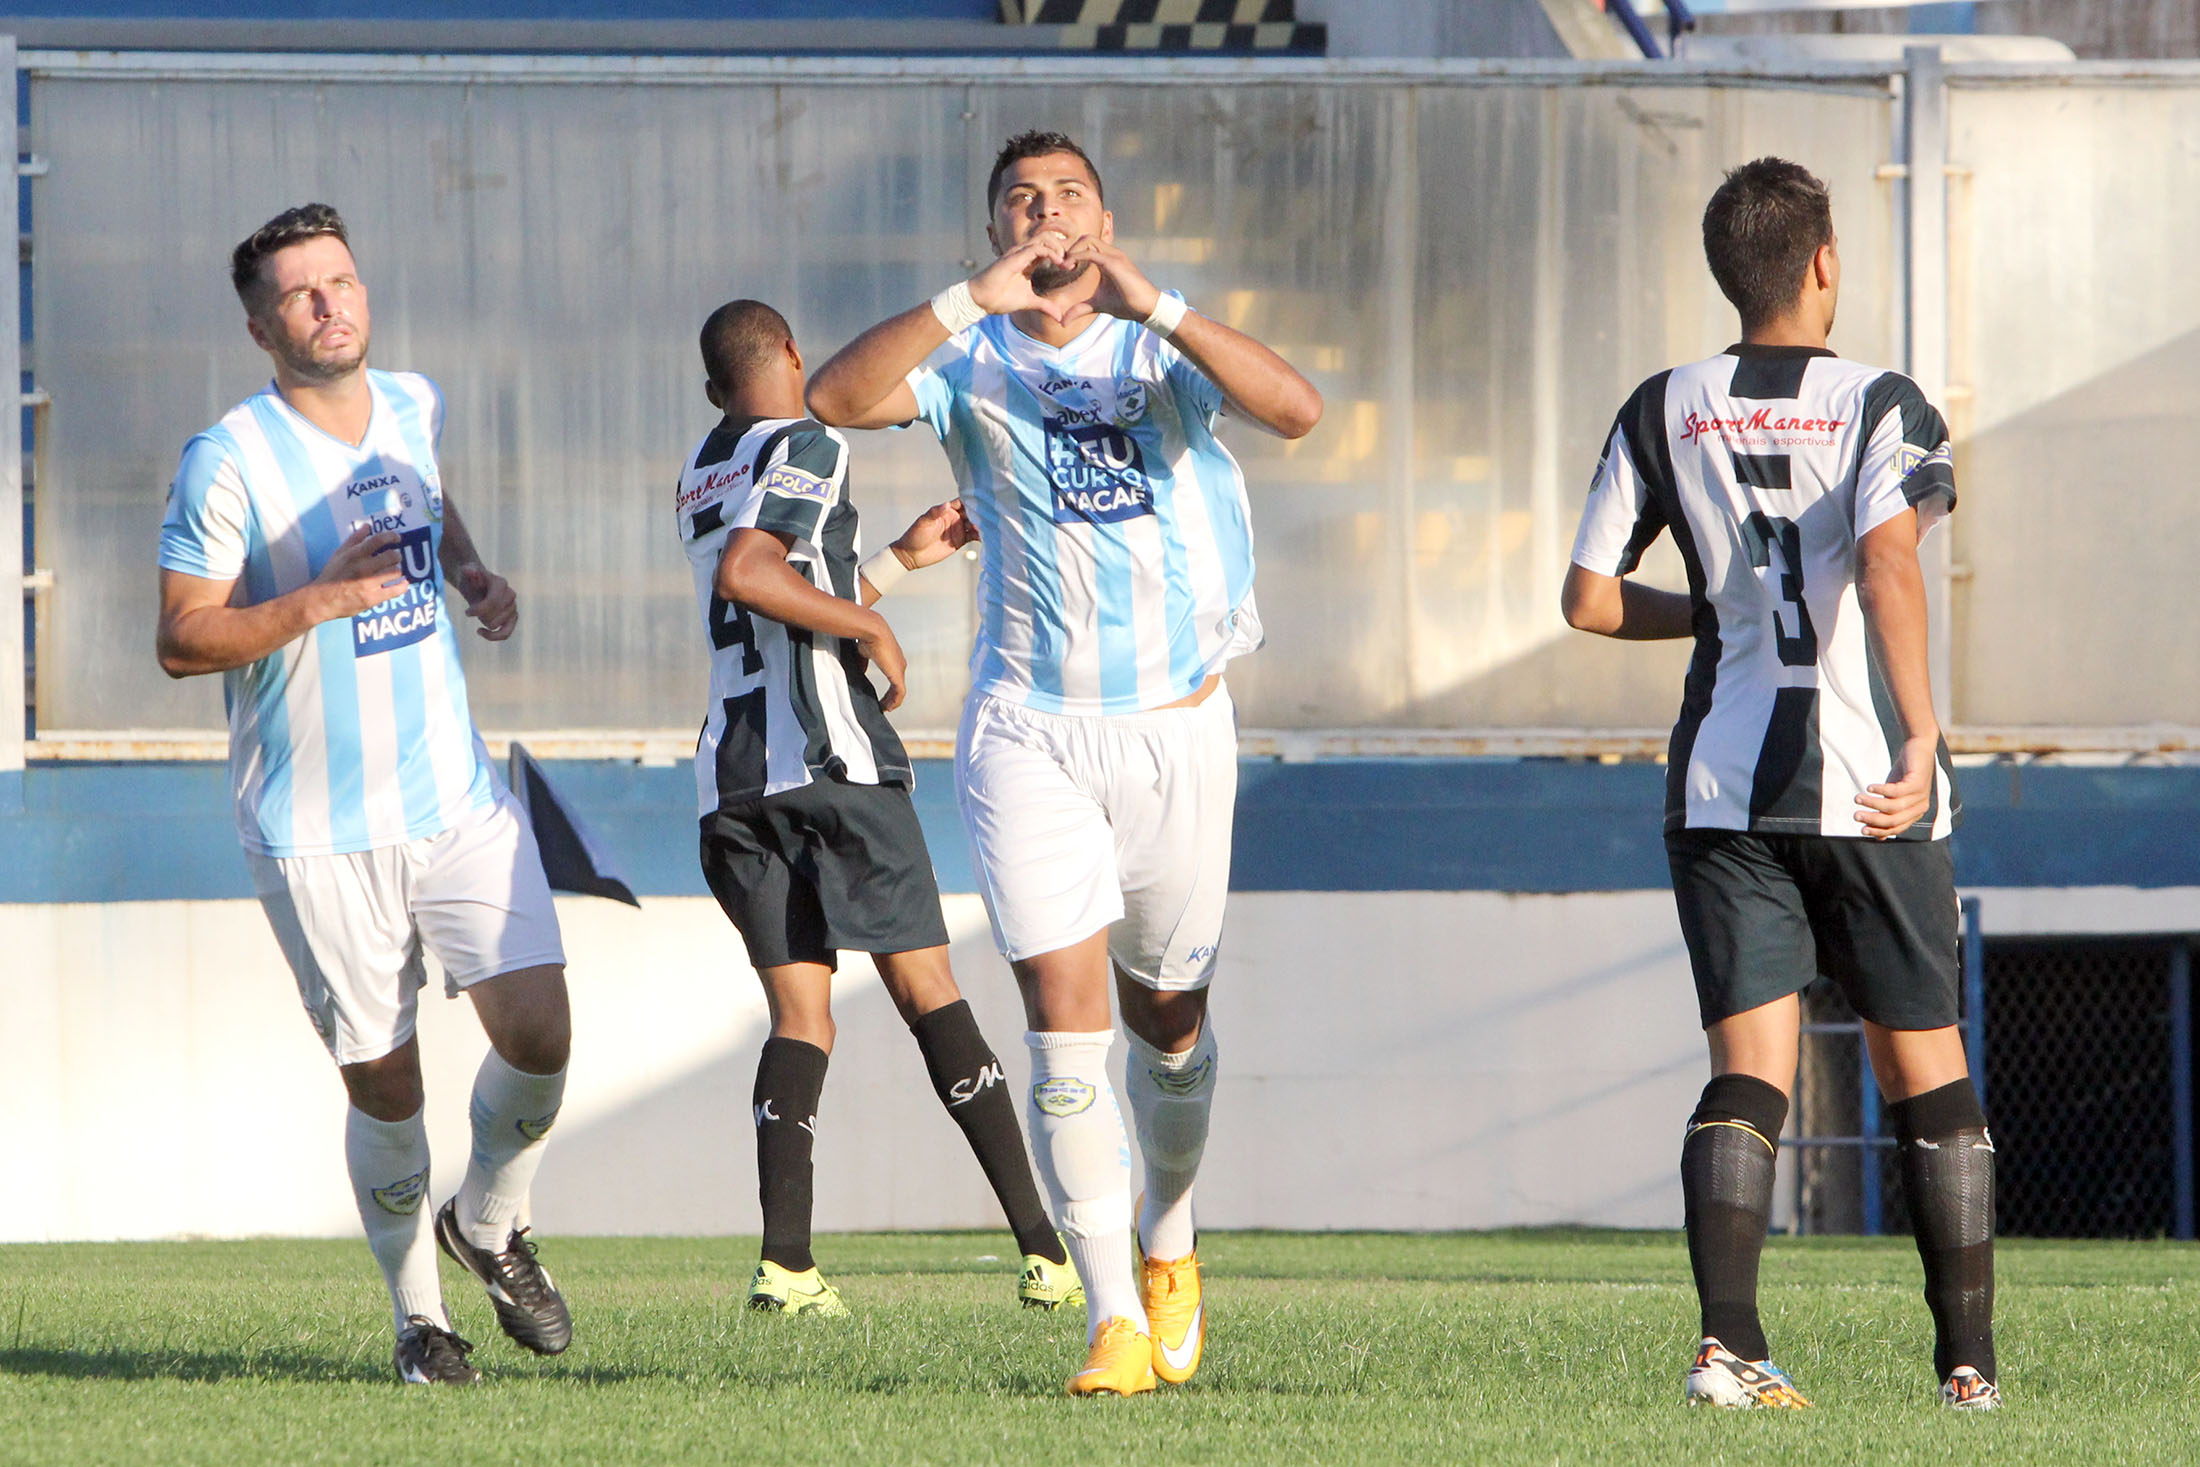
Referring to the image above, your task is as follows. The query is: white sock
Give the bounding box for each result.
[456,1050,567,1251]
[1025,1030,1146,1339]
[345,1106,446,1333]
[1126,1020,1218,1263]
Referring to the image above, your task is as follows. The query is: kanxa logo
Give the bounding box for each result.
[1045,416,1154,525]
[345,472,403,498]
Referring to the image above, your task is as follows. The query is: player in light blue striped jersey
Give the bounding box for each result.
[809,131,1322,1396]
[157,205,573,1386]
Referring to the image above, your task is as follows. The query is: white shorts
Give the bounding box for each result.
[247,788,567,1066]
[954,684,1238,991]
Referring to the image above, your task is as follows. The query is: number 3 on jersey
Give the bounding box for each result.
[708,593,765,677]
[1742,511,1817,667]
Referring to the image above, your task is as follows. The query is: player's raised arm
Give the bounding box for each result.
[806,239,1077,429]
[1061,235,1322,440]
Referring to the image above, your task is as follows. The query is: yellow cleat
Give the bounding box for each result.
[1065,1316,1157,1397]
[1141,1249,1204,1384]
[747,1260,850,1318]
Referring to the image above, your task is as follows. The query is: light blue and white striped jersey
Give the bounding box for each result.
[906,297,1262,715]
[158,369,496,857]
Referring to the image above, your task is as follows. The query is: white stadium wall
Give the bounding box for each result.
[14,880,2192,1244]
[3,890,1716,1243]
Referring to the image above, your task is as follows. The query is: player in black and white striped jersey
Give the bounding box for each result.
[1564,159,1998,1412]
[675,299,1081,1319]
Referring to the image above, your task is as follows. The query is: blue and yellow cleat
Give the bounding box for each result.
[1684,1337,1810,1409]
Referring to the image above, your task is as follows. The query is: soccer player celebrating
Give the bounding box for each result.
[807,131,1322,1395]
[1562,159,1998,1411]
[156,205,574,1385]
[676,299,1082,1318]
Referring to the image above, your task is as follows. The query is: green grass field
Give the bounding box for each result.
[2,1231,2194,1465]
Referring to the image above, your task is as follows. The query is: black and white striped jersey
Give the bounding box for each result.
[676,416,911,816]
[1571,344,1960,840]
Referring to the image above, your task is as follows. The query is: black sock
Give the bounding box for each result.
[753,1036,828,1273]
[1680,1074,1789,1363]
[911,1000,1065,1265]
[1889,1077,1997,1384]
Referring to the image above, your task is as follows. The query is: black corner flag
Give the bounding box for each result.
[508,742,641,907]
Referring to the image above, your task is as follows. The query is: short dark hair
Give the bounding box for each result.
[986,130,1105,211]
[231,203,350,308]
[700,299,794,394]
[1701,158,1834,330]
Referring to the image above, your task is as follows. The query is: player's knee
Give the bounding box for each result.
[475,964,571,1073]
[342,1047,426,1122]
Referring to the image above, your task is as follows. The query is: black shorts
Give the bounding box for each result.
[699,775,951,971]
[1666,828,1959,1031]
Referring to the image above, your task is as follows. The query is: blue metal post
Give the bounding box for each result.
[1666,0,1696,50]
[2171,943,2193,1243]
[1604,0,1663,57]
[1860,1044,1883,1236]
[1962,896,1986,1109]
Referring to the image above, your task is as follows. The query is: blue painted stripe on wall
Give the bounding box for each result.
[5,759,2200,904]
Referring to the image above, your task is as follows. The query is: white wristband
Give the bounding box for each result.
[1143,292,1188,338]
[860,548,911,597]
[930,280,986,335]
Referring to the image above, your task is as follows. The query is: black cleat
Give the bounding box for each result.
[434,1199,573,1355]
[393,1315,481,1385]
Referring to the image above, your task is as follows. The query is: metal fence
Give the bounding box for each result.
[10,52,2200,759]
[1793,921,2197,1240]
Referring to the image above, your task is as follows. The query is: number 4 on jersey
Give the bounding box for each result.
[708,593,764,677]
[1742,511,1817,667]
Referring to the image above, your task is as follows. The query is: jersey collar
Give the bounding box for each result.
[1723,343,1838,360]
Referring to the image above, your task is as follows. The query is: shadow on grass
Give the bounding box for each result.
[0,1345,661,1387]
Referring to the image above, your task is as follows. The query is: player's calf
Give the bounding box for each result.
[1680,1074,1788,1365]
[1890,1077,1998,1399]
[907,995,1078,1304]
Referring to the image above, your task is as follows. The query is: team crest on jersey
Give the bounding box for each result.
[372,1166,429,1216]
[1115,378,1148,424]
[761,464,832,502]
[1032,1077,1097,1117]
[1045,415,1154,525]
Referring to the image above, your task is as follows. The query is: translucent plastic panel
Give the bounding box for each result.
[31,67,1892,734]
[1946,80,2200,727]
